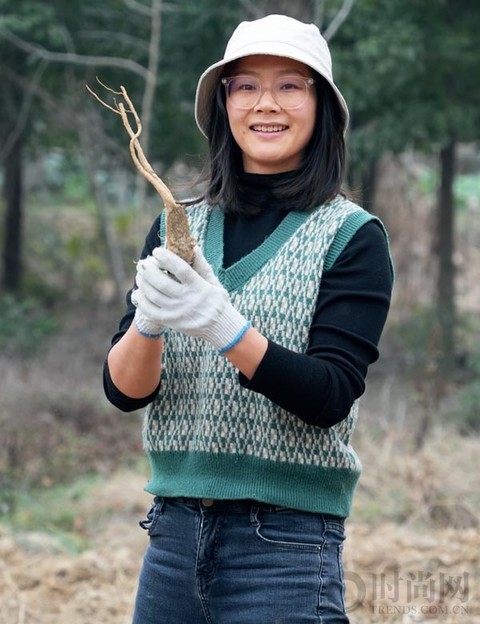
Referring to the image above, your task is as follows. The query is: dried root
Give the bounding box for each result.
[86,79,195,264]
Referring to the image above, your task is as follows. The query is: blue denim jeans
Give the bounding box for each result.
[132,497,349,624]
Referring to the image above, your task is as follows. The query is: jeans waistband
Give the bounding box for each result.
[163,496,279,513]
[161,497,344,520]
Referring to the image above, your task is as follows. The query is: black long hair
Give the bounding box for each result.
[202,71,347,215]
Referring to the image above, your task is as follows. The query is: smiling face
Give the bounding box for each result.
[225,55,317,174]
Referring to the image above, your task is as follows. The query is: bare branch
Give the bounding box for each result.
[95,77,123,96]
[313,0,327,30]
[78,30,150,53]
[85,83,123,115]
[56,24,77,55]
[87,81,195,263]
[123,0,153,17]
[237,0,264,18]
[0,28,150,81]
[3,67,128,166]
[0,61,48,163]
[121,0,180,16]
[323,0,355,41]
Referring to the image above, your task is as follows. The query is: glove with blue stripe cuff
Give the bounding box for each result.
[132,246,250,354]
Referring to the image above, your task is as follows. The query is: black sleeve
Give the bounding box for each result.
[102,216,163,411]
[239,221,393,428]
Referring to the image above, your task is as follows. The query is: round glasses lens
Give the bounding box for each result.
[225,76,260,109]
[274,77,309,109]
[224,76,311,110]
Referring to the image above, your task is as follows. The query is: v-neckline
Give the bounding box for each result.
[204,207,312,292]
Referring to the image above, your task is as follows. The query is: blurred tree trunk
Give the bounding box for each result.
[361,158,378,212]
[135,0,162,238]
[2,137,23,293]
[262,0,312,20]
[79,124,127,306]
[435,139,456,374]
[258,0,355,28]
[414,140,457,450]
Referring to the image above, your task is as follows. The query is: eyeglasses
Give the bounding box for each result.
[221,75,315,110]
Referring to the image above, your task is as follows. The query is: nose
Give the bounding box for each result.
[254,87,280,111]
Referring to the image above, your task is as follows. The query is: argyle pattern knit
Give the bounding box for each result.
[142,196,381,516]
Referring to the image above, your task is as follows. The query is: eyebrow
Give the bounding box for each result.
[230,67,311,78]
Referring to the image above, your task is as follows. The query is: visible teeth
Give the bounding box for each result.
[252,125,287,133]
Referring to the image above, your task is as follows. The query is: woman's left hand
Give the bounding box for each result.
[132,247,251,353]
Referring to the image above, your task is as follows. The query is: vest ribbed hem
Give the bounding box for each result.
[144,450,360,517]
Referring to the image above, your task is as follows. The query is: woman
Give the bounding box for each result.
[104,14,394,624]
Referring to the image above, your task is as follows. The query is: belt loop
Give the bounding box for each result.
[250,505,260,525]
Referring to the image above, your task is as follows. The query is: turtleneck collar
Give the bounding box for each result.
[236,170,301,214]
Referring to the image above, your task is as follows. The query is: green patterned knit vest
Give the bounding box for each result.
[143,196,381,516]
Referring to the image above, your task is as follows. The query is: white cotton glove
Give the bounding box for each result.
[190,245,222,287]
[132,302,167,339]
[132,246,221,338]
[132,246,251,353]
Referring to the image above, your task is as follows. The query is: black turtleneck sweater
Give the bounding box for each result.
[103,172,393,427]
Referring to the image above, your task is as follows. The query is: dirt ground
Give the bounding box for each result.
[1,466,479,624]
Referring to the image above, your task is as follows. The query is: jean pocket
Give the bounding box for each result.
[251,508,325,552]
[323,516,346,540]
[139,497,165,536]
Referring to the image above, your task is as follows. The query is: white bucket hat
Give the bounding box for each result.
[194,14,349,138]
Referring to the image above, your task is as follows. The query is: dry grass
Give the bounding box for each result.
[342,373,480,623]
[0,305,142,510]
